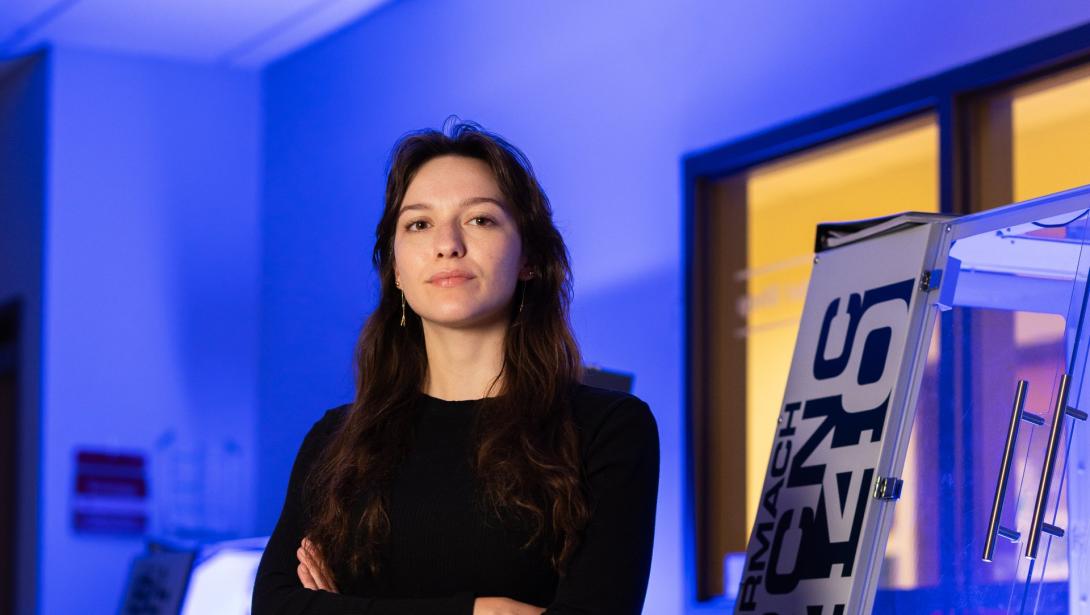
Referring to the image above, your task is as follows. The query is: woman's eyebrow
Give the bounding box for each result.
[399,196,505,216]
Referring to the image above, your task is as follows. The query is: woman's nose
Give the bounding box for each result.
[434,219,466,258]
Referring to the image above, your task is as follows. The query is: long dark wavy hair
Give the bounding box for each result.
[302,120,589,582]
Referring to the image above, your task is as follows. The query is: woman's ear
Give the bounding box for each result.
[517,254,534,281]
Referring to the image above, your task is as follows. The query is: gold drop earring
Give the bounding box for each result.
[396,279,406,327]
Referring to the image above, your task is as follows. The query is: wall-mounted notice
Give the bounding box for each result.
[72,449,148,535]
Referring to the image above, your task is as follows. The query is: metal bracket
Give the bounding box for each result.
[919,269,942,292]
[874,476,904,501]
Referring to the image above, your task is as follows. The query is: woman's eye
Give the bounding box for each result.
[405,220,429,232]
[469,216,495,226]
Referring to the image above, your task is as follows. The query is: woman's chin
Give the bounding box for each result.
[420,307,510,330]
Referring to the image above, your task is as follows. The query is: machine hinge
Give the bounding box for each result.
[919,269,942,292]
[874,476,904,501]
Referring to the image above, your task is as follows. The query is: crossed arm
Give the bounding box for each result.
[252,398,658,615]
[295,537,544,615]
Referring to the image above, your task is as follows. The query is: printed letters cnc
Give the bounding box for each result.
[738,277,915,613]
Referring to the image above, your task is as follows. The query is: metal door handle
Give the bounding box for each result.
[1025,374,1087,559]
[983,380,1041,561]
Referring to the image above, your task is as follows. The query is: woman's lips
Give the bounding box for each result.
[431,275,474,288]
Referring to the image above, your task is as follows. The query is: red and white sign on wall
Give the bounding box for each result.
[72,449,148,535]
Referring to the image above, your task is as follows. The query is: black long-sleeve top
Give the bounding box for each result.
[252,384,659,615]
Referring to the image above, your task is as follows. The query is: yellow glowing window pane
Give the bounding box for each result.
[742,116,939,535]
[1013,67,1090,201]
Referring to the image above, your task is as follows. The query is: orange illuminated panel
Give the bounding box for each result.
[1013,65,1090,201]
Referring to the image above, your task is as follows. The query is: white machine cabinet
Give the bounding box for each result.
[735,185,1090,614]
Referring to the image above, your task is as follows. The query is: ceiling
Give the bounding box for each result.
[0,0,390,68]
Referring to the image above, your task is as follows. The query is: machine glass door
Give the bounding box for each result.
[875,206,1090,614]
[1027,212,1090,615]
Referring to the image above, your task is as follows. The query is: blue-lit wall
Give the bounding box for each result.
[0,51,47,615]
[38,48,260,615]
[258,2,1090,612]
[6,3,1090,614]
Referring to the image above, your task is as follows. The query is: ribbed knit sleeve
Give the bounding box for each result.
[545,395,660,615]
[251,408,476,615]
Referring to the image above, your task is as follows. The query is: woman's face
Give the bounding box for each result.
[393,155,530,330]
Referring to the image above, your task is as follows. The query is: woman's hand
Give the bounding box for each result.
[295,538,543,613]
[472,597,546,615]
[297,537,339,593]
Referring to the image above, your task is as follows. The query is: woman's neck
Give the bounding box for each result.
[420,318,508,401]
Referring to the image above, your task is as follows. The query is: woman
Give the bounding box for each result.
[252,121,659,614]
